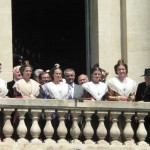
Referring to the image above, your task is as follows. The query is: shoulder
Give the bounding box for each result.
[0,78,6,83]
[100,81,107,87]
[61,82,69,87]
[81,81,90,88]
[106,77,117,84]
[7,80,15,87]
[30,79,40,85]
[7,80,14,83]
[137,82,146,88]
[74,83,83,88]
[15,79,24,84]
[126,77,136,84]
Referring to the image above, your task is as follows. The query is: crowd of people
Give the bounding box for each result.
[1,59,149,102]
[0,59,150,142]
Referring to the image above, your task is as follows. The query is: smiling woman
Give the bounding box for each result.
[106,59,137,102]
[12,0,86,77]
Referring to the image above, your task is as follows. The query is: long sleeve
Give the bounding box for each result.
[107,87,119,101]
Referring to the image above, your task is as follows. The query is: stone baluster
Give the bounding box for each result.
[83,111,95,144]
[70,111,81,144]
[97,111,109,145]
[3,109,15,143]
[136,112,148,145]
[30,109,42,143]
[57,110,68,143]
[110,112,122,145]
[43,110,56,143]
[123,112,135,145]
[17,109,29,143]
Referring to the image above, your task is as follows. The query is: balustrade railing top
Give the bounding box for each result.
[0,98,150,112]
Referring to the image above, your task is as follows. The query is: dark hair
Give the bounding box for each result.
[19,64,33,75]
[39,71,49,80]
[90,64,102,74]
[50,66,62,81]
[114,59,128,74]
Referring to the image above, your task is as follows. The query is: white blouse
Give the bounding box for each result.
[106,76,137,97]
[44,82,69,99]
[82,81,108,100]
[0,78,8,98]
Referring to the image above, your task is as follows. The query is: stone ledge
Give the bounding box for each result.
[0,143,149,150]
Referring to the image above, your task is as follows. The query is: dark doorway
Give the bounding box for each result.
[12,0,86,80]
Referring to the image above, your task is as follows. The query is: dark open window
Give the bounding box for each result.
[12,0,86,79]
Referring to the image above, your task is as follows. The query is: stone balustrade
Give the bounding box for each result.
[0,98,150,150]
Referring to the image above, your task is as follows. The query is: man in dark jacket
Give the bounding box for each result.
[135,68,150,143]
[7,65,22,97]
[135,68,150,101]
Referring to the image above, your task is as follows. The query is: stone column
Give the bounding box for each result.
[97,111,109,145]
[110,112,122,145]
[3,109,15,143]
[70,111,81,144]
[90,0,121,78]
[57,111,68,143]
[0,0,13,81]
[83,111,95,144]
[123,112,135,145]
[136,113,148,146]
[30,109,42,143]
[17,109,29,143]
[44,110,56,143]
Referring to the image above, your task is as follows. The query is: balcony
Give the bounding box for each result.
[0,98,150,150]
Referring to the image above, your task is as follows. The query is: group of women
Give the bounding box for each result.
[0,59,137,102]
[82,59,136,102]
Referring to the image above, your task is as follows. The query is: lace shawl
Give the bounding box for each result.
[13,79,40,97]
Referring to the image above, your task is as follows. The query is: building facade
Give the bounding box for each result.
[0,0,150,83]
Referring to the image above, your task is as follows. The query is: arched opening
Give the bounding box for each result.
[12,0,86,79]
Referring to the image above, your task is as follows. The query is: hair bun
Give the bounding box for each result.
[93,63,99,68]
[117,59,125,65]
[54,63,60,68]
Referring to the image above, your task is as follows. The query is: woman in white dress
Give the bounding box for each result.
[0,63,8,98]
[82,64,108,100]
[106,59,136,101]
[13,64,40,98]
[44,66,69,99]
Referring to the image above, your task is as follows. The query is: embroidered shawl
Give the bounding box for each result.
[13,79,40,97]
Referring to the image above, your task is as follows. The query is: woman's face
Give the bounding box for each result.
[91,70,101,83]
[22,67,32,79]
[117,65,126,77]
[53,69,62,82]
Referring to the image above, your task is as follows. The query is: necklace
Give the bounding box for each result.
[56,84,62,94]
